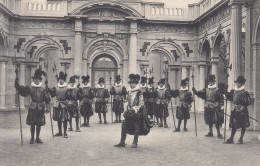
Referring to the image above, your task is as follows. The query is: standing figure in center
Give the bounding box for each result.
[171,79,193,132]
[114,74,152,148]
[66,75,81,132]
[192,74,224,138]
[94,77,110,124]
[78,75,94,127]
[156,78,171,128]
[110,75,127,123]
[48,71,70,138]
[146,77,157,121]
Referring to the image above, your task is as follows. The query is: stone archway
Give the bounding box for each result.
[21,36,64,105]
[212,34,228,84]
[145,41,184,89]
[200,40,211,85]
[91,54,118,90]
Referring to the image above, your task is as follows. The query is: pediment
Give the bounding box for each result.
[82,8,129,20]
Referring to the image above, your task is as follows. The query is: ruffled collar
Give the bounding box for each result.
[115,82,122,87]
[82,83,91,88]
[235,85,245,91]
[128,85,139,92]
[158,85,165,90]
[68,84,77,89]
[148,85,153,89]
[208,83,216,89]
[180,86,188,91]
[57,83,67,88]
[140,84,147,88]
[31,82,42,87]
[96,84,104,89]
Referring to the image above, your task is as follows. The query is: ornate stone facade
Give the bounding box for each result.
[0,0,258,130]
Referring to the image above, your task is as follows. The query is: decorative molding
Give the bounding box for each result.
[182,43,193,57]
[60,40,71,54]
[139,23,193,33]
[198,6,231,33]
[27,46,37,58]
[14,38,26,53]
[33,32,54,39]
[140,42,150,56]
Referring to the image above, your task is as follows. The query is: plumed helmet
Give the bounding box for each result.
[82,75,90,83]
[115,75,121,82]
[148,77,154,84]
[32,69,46,80]
[98,77,105,84]
[58,71,67,81]
[208,74,216,83]
[158,78,165,85]
[68,75,77,83]
[234,75,246,85]
[181,79,186,86]
[128,74,140,84]
[140,76,147,84]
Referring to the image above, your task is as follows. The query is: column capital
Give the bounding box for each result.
[229,0,244,6]
[74,18,83,32]
[198,61,207,66]
[129,20,138,34]
[210,56,219,63]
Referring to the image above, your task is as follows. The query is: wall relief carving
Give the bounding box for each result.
[82,8,128,19]
[138,23,193,33]
[199,5,231,33]
[15,20,73,29]
[0,12,9,25]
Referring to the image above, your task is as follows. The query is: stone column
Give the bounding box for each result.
[229,0,243,86]
[19,63,25,108]
[211,57,219,83]
[128,20,138,74]
[0,61,6,109]
[181,66,187,79]
[74,18,83,76]
[123,59,128,86]
[245,1,254,91]
[198,63,206,112]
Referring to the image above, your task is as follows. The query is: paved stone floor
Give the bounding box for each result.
[0,105,260,166]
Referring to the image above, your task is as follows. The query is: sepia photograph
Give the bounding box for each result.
[0,0,259,165]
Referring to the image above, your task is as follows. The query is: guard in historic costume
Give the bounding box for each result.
[114,74,153,148]
[110,75,127,123]
[94,77,110,124]
[192,74,224,138]
[78,75,94,127]
[139,76,148,94]
[48,71,70,138]
[146,77,157,120]
[171,79,193,132]
[15,69,51,144]
[225,76,251,144]
[66,75,81,132]
[156,78,171,128]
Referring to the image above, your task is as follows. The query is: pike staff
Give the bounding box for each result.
[40,58,54,138]
[13,54,23,145]
[110,77,113,123]
[191,66,197,137]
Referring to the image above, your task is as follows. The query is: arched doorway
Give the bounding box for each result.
[92,54,118,90]
[145,41,183,89]
[148,51,168,84]
[213,34,228,84]
[201,40,211,85]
